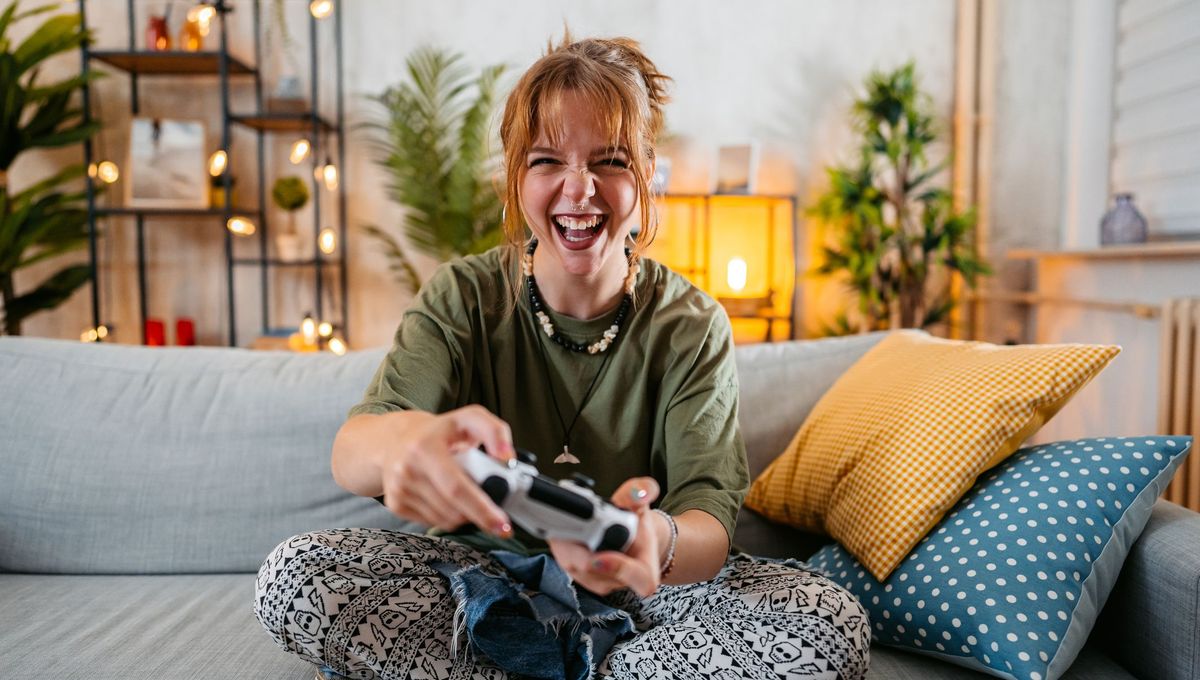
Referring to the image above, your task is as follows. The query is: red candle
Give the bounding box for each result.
[145,319,166,346]
[176,318,195,346]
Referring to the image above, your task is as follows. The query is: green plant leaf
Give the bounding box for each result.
[2,262,90,329]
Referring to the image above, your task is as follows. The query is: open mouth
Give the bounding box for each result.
[552,214,607,244]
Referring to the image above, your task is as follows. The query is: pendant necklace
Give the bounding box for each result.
[524,239,636,464]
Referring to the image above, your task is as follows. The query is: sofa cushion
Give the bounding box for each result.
[0,338,417,574]
[732,331,890,478]
[746,331,1120,580]
[809,436,1191,680]
[0,573,313,679]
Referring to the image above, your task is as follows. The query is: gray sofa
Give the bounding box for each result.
[1,332,1196,680]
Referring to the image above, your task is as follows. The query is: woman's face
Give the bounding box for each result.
[519,89,645,280]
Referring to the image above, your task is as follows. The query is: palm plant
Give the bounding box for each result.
[363,46,506,294]
[0,3,101,335]
[810,62,989,333]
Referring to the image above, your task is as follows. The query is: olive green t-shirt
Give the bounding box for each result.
[350,245,749,556]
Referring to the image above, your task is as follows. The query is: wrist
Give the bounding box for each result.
[651,508,678,578]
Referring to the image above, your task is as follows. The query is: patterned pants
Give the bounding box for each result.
[254,529,871,680]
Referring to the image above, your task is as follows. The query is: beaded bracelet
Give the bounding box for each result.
[652,508,678,578]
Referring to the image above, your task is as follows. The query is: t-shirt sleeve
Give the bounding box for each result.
[655,311,750,549]
[347,265,468,418]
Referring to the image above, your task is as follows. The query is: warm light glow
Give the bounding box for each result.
[328,336,347,355]
[289,139,311,165]
[96,161,120,184]
[208,149,228,177]
[321,161,338,190]
[309,0,333,19]
[301,314,318,344]
[226,216,256,236]
[318,321,333,338]
[727,257,748,293]
[87,163,97,179]
[187,4,216,35]
[81,325,107,342]
[318,227,337,254]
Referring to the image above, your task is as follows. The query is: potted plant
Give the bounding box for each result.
[810,62,990,334]
[271,175,308,261]
[363,46,506,294]
[0,3,102,336]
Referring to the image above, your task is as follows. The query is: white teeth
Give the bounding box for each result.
[556,215,603,230]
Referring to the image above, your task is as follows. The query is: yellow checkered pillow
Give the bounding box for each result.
[744,330,1120,581]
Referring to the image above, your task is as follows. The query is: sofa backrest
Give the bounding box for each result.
[0,337,410,575]
[0,331,889,574]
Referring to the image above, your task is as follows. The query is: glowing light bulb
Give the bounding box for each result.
[309,0,333,19]
[727,257,748,293]
[226,216,256,236]
[318,321,333,338]
[301,314,318,344]
[289,138,311,165]
[318,227,337,254]
[96,161,120,184]
[208,149,228,176]
[96,325,109,340]
[87,163,98,179]
[328,336,347,355]
[322,161,338,190]
[81,328,99,342]
[188,4,216,35]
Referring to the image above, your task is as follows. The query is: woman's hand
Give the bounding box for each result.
[547,476,667,598]
[375,405,516,539]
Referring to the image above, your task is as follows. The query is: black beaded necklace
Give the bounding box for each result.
[523,239,635,463]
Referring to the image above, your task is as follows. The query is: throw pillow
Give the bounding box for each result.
[808,436,1192,680]
[745,330,1120,580]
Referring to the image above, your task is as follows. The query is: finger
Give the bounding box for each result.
[422,451,512,537]
[589,551,657,598]
[440,405,515,463]
[407,481,471,531]
[610,477,660,511]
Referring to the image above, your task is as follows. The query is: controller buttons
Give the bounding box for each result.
[515,448,538,465]
[599,524,631,552]
[480,476,510,505]
[569,473,596,489]
[529,477,595,519]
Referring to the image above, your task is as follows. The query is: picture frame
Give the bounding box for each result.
[126,117,209,208]
[712,142,760,195]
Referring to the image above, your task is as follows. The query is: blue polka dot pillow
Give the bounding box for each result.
[808,436,1192,680]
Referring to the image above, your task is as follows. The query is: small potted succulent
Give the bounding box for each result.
[271,175,309,261]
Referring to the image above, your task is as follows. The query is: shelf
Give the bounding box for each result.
[1008,242,1200,261]
[231,113,336,133]
[89,50,256,76]
[97,207,260,217]
[233,258,343,267]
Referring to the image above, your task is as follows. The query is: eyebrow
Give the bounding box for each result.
[528,146,630,156]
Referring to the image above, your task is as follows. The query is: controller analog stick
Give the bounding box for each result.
[599,525,631,552]
[480,476,510,504]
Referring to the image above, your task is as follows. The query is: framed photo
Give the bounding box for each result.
[126,117,208,208]
[712,142,760,195]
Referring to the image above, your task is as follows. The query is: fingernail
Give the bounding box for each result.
[495,521,512,537]
[591,558,610,572]
[631,486,648,501]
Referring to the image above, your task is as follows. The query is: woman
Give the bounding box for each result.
[255,35,870,680]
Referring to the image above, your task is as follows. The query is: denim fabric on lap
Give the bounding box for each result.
[808,436,1192,680]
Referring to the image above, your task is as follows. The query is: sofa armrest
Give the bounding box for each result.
[1096,500,1200,680]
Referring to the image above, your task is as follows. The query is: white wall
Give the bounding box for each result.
[14,0,959,348]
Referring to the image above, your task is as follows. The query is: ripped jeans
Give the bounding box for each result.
[254,528,871,680]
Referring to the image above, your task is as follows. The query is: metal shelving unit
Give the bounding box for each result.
[77,0,348,347]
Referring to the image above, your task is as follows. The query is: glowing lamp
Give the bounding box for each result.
[318,227,337,254]
[289,139,311,165]
[208,149,228,177]
[327,336,347,355]
[301,314,318,344]
[726,257,748,293]
[318,321,333,338]
[225,216,256,236]
[92,161,120,184]
[309,0,333,19]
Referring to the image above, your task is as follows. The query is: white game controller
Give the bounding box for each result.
[455,447,639,553]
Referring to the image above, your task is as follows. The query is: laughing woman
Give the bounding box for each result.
[254,34,870,680]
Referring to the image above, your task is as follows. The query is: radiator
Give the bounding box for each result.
[1158,298,1200,511]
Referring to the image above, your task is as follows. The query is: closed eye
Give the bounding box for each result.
[529,157,558,167]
